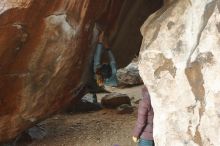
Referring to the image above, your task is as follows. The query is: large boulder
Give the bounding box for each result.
[0,0,125,143]
[139,0,220,146]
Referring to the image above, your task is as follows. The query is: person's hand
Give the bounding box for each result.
[95,74,104,86]
[132,136,139,143]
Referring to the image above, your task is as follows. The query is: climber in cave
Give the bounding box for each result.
[132,86,154,146]
[92,28,118,102]
[94,30,118,84]
[85,24,118,103]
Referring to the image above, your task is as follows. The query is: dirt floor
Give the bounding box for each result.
[22,85,144,146]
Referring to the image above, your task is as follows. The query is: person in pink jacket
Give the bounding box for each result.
[132,86,154,146]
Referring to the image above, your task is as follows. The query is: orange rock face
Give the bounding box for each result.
[0,0,125,143]
[0,0,163,143]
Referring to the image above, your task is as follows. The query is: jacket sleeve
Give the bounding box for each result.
[133,94,150,138]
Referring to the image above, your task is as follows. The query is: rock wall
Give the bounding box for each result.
[139,0,220,145]
[0,0,125,143]
[110,0,163,67]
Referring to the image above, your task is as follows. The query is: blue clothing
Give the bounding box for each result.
[93,43,118,86]
[138,139,154,146]
[93,43,103,73]
[104,50,118,86]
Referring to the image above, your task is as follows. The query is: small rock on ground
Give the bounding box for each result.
[117,104,134,114]
[101,93,131,108]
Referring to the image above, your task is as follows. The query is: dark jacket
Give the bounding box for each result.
[133,87,154,140]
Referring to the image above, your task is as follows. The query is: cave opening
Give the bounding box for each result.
[101,0,164,68]
[82,0,164,103]
[0,0,165,145]
[82,0,164,95]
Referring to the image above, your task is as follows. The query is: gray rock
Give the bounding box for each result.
[81,93,96,103]
[134,99,141,104]
[117,59,143,87]
[27,125,47,140]
[117,104,133,114]
[2,124,46,146]
[101,93,131,108]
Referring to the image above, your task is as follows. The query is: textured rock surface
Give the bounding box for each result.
[117,58,143,87]
[116,104,133,114]
[139,0,220,146]
[110,0,163,67]
[0,0,125,143]
[101,93,131,108]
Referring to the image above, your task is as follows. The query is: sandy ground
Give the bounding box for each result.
[21,85,144,146]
